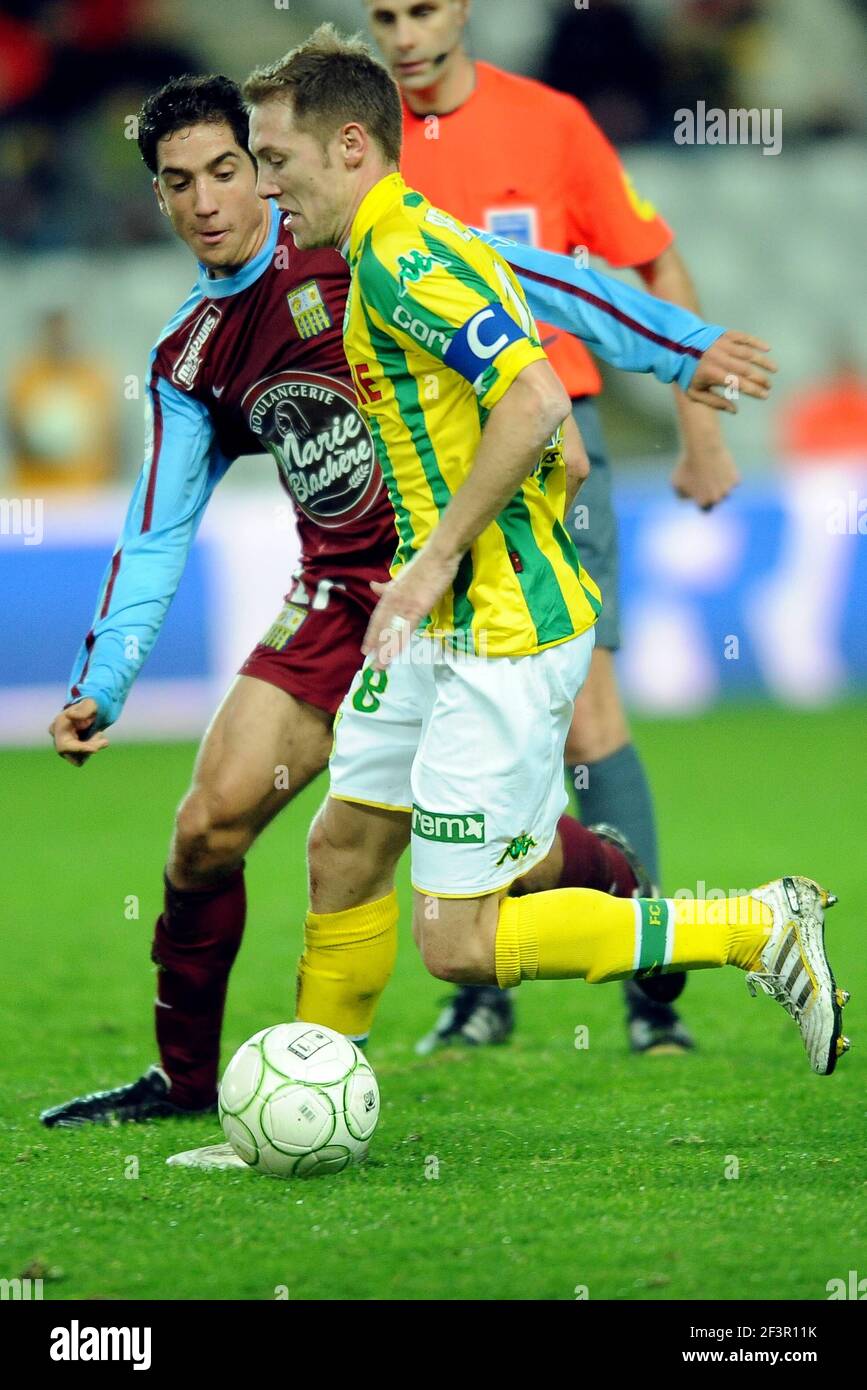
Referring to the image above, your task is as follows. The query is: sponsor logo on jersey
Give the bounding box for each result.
[424,206,474,242]
[484,207,539,246]
[242,370,381,529]
[286,279,333,339]
[172,306,222,389]
[391,303,450,354]
[396,248,444,296]
[411,806,486,844]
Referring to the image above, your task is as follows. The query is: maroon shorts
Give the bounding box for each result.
[240,562,385,716]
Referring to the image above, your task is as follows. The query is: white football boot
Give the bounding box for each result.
[745,876,850,1075]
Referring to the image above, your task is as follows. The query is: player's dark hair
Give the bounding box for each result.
[242,23,402,165]
[137,74,254,174]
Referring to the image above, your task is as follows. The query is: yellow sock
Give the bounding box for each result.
[494,890,773,988]
[296,891,398,1041]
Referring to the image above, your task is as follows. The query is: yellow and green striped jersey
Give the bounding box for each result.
[345,172,601,657]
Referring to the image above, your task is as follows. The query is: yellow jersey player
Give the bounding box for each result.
[243,26,849,1079]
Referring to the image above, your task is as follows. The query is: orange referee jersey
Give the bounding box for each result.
[400,61,673,399]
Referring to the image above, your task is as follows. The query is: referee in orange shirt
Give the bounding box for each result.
[366,0,741,1055]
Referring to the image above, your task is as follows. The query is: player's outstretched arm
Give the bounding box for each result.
[684,330,776,411]
[637,241,777,507]
[54,366,226,764]
[478,233,776,408]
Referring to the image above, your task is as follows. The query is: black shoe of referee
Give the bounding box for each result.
[40,1065,217,1127]
[415,985,515,1054]
[625,979,695,1054]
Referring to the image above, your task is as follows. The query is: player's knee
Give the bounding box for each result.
[566,653,630,764]
[174,786,249,865]
[306,810,364,896]
[421,945,473,985]
[419,926,490,985]
[306,811,341,874]
[565,701,628,764]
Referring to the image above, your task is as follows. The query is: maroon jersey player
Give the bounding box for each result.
[44,77,403,1123]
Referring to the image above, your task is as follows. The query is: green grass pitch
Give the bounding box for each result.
[2,703,864,1301]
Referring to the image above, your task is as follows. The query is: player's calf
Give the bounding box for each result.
[298,797,408,1042]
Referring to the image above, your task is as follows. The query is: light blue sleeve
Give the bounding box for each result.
[66,362,230,731]
[474,231,725,390]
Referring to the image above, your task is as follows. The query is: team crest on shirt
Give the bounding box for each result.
[242,370,381,529]
[286,279,333,339]
[259,600,308,651]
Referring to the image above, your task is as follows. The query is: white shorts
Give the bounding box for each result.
[329,630,595,897]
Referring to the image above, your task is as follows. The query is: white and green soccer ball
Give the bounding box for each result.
[218,1022,379,1178]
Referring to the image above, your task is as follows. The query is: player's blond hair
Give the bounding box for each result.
[243,23,402,164]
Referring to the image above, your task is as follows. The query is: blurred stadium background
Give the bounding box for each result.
[1,0,866,736]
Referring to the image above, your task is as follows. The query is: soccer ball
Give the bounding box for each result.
[218,1022,379,1178]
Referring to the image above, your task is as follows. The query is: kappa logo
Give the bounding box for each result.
[495,832,538,866]
[173,306,221,389]
[411,806,485,844]
[396,248,444,297]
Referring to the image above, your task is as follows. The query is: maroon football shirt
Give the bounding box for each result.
[152,202,396,567]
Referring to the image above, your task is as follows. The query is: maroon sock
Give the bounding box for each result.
[151,867,246,1110]
[556,815,637,898]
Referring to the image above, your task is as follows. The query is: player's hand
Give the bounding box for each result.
[687,331,777,413]
[363,547,461,671]
[49,698,109,766]
[671,442,741,511]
